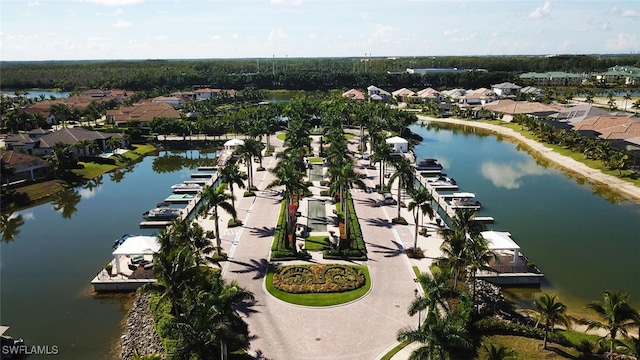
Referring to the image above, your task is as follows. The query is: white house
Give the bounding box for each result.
[385,136,409,153]
[491,82,521,97]
[367,85,391,102]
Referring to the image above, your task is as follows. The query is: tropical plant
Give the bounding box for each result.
[218,161,247,221]
[387,156,415,219]
[407,186,434,251]
[481,343,515,360]
[397,309,471,360]
[532,293,572,349]
[201,184,237,256]
[578,290,640,354]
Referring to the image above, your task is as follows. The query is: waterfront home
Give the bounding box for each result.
[0,149,52,185]
[491,82,522,97]
[106,101,180,126]
[3,127,125,157]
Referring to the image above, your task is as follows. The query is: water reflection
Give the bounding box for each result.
[51,188,82,219]
[480,159,549,189]
[1,211,25,243]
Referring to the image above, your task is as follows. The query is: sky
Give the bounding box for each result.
[0,0,639,61]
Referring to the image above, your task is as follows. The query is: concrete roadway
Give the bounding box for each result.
[198,133,437,359]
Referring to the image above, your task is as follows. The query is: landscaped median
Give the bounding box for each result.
[265,264,371,306]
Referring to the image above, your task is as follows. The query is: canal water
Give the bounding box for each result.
[411,122,640,314]
[2,123,640,358]
[0,149,217,359]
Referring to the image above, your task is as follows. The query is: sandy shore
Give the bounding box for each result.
[417,115,640,204]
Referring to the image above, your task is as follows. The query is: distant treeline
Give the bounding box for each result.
[1,55,639,92]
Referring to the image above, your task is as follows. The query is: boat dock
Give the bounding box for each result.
[198,166,217,171]
[191,173,214,178]
[414,162,543,285]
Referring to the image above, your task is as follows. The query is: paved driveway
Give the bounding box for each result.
[217,135,421,360]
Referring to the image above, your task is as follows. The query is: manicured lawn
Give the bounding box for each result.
[479,335,590,360]
[265,265,371,306]
[305,235,330,251]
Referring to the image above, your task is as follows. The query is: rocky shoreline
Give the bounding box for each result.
[119,292,164,360]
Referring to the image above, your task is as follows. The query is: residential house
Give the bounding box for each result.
[392,88,417,102]
[106,102,181,126]
[367,85,391,102]
[36,128,125,156]
[152,96,184,107]
[415,88,444,102]
[170,91,197,101]
[596,65,640,85]
[0,150,52,185]
[194,88,223,100]
[458,88,494,107]
[549,104,613,124]
[491,82,521,97]
[571,115,640,167]
[342,89,365,101]
[475,99,564,121]
[519,86,545,101]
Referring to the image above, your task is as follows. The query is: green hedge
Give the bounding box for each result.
[473,318,572,348]
[270,200,311,260]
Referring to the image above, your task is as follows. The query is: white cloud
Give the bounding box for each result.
[480,160,549,189]
[28,1,40,7]
[211,35,222,41]
[453,32,478,43]
[155,35,167,41]
[443,29,459,37]
[601,21,611,31]
[267,28,287,45]
[113,19,131,28]
[528,1,551,19]
[85,0,143,5]
[368,23,394,44]
[611,7,640,19]
[605,33,639,51]
[114,8,123,15]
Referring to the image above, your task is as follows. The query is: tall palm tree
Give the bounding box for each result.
[219,162,246,221]
[407,186,434,251]
[371,140,393,190]
[579,290,640,354]
[201,185,237,256]
[438,228,468,290]
[266,160,308,251]
[409,268,455,324]
[328,159,365,250]
[387,156,415,219]
[237,138,264,190]
[467,236,497,304]
[147,247,199,316]
[532,293,571,349]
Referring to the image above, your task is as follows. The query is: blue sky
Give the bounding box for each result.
[1,0,639,61]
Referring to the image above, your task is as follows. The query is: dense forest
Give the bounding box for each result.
[1,54,639,92]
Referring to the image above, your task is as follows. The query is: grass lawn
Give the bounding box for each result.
[479,335,594,360]
[308,157,324,163]
[305,235,330,251]
[265,265,371,306]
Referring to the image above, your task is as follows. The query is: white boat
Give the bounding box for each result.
[171,183,202,190]
[426,174,457,187]
[143,207,182,220]
[447,192,482,209]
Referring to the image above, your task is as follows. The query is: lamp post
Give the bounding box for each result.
[414,288,421,328]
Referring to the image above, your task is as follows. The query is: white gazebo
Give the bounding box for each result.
[112,235,160,274]
[481,230,520,266]
[223,138,245,151]
[385,136,409,153]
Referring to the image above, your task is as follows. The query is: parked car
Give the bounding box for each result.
[382,192,396,205]
[361,152,370,160]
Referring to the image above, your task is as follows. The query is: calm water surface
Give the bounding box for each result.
[0,149,217,359]
[412,122,640,314]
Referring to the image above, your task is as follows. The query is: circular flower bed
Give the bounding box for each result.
[272,264,366,294]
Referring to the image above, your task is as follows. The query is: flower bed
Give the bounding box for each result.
[272,264,366,294]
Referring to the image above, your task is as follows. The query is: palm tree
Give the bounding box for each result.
[482,344,515,360]
[328,159,365,250]
[266,159,308,251]
[1,211,25,243]
[371,140,393,190]
[623,92,632,112]
[387,156,415,219]
[438,228,468,290]
[218,162,246,222]
[467,236,497,303]
[106,136,123,151]
[532,293,571,349]
[407,186,434,251]
[146,247,200,316]
[578,290,640,354]
[409,268,455,324]
[201,185,237,256]
[397,310,471,360]
[237,138,264,190]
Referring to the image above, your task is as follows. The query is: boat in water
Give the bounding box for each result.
[447,192,482,210]
[426,174,457,187]
[171,183,202,191]
[143,207,182,220]
[415,158,443,171]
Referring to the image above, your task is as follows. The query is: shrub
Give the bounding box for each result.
[256,166,266,172]
[272,264,366,293]
[392,217,408,225]
[319,180,330,187]
[319,190,330,196]
[228,218,243,227]
[243,191,256,197]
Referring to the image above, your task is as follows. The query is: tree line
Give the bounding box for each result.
[2,54,639,92]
